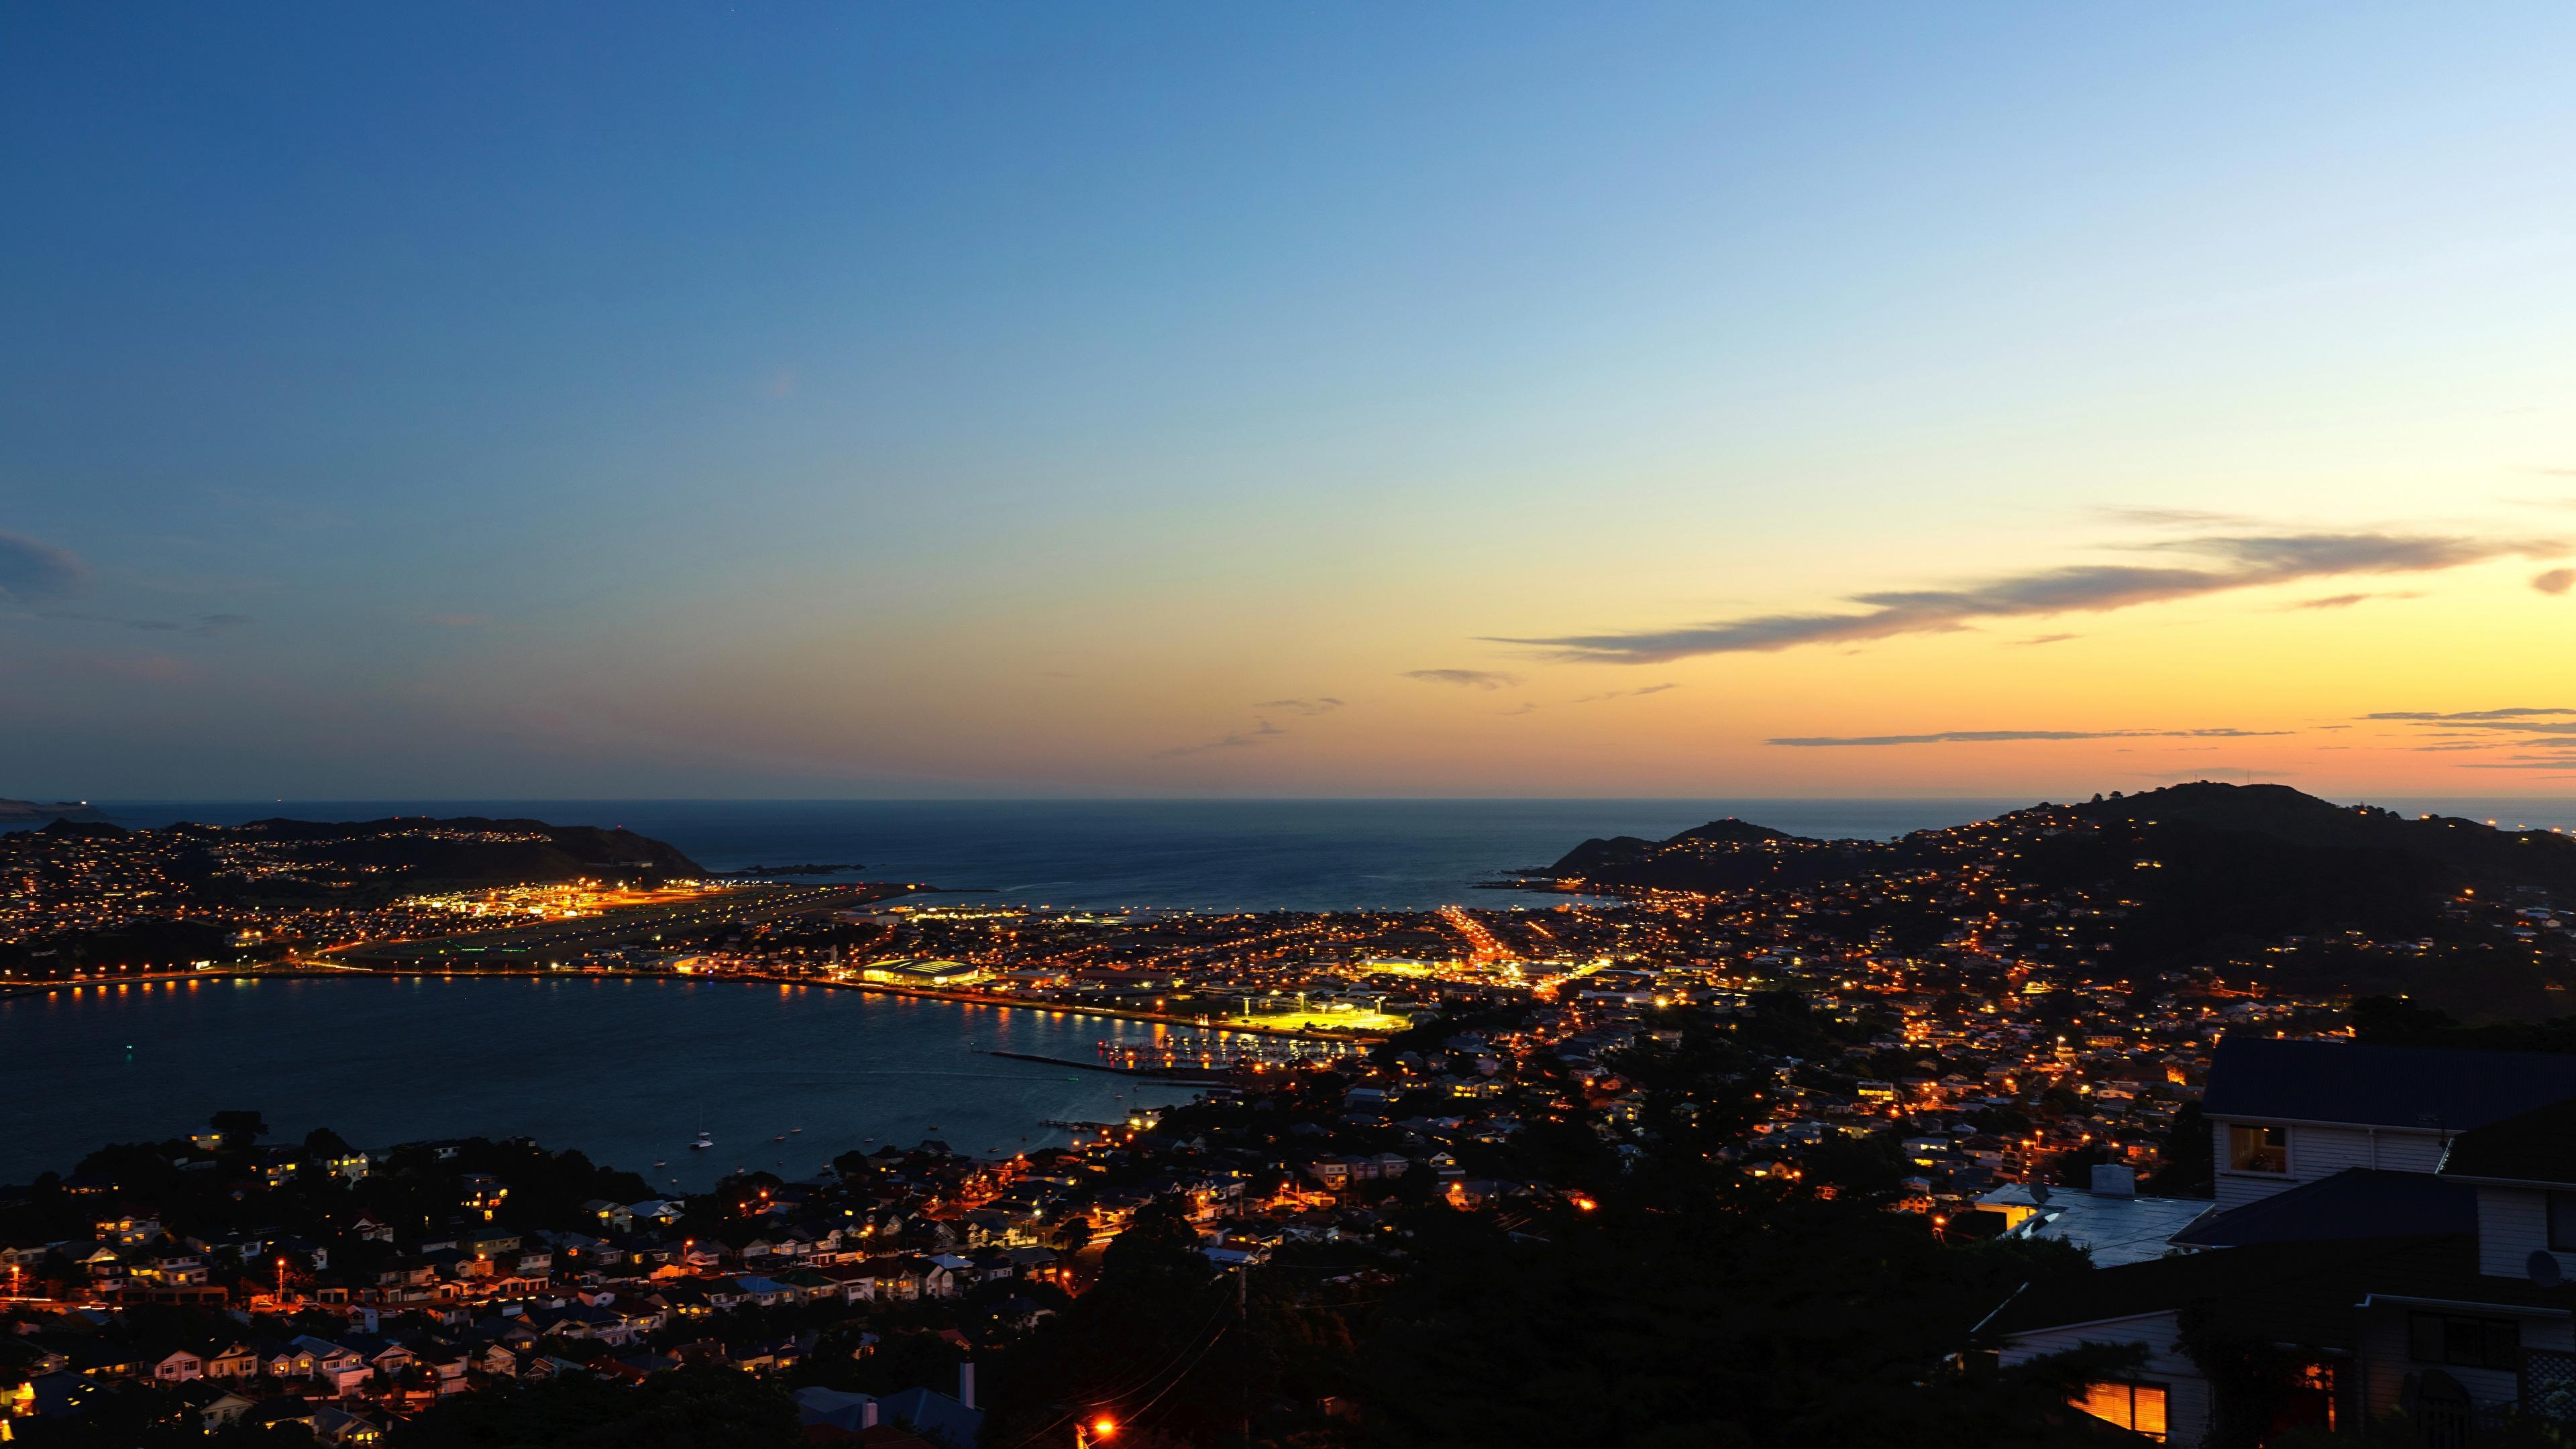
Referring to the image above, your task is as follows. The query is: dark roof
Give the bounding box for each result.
[2167,1169,2475,1249]
[2200,1036,2576,1130]
[1991,1234,2441,1341]
[877,1387,982,1446]
[2438,1097,2576,1187]
[1990,1232,2569,1344]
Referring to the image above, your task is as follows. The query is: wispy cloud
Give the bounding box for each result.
[2536,568,2575,595]
[1491,529,2563,664]
[42,610,251,637]
[2364,708,2576,772]
[2012,633,2080,647]
[2089,506,2255,527]
[1402,668,1520,690]
[2410,721,2576,737]
[1570,683,1679,703]
[2364,707,2576,721]
[49,651,206,685]
[1157,718,1288,757]
[1769,727,2292,747]
[1255,697,1345,716]
[1497,701,1542,717]
[2292,590,2421,610]
[0,529,89,601]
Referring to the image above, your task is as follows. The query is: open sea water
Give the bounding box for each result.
[85,798,2090,910]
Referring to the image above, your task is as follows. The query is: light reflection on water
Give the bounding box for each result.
[2,975,1202,1191]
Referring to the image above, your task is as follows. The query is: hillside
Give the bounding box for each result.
[212,815,706,887]
[1544,782,2576,998]
[3,814,707,918]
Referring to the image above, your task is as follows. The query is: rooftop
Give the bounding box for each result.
[2200,1036,2576,1132]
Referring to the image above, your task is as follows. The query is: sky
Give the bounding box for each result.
[5,3,2576,800]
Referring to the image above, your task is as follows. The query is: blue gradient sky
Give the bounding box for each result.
[6,5,2576,797]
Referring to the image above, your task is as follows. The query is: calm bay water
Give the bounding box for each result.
[2,976,1200,1190]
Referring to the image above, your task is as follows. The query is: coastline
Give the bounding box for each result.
[0,961,1402,1042]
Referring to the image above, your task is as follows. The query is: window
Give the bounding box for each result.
[2408,1312,2521,1370]
[2227,1123,2287,1174]
[2549,1193,2576,1253]
[2076,1382,2168,1442]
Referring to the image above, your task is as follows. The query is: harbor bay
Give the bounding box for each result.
[3,975,1205,1191]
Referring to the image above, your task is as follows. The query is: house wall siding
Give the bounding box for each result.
[2473,1187,2576,1281]
[2002,1312,2211,1449]
[2209,1122,2446,1208]
[2355,1301,2574,1425]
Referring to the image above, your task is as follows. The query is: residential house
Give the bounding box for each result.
[1995,1078,2576,1444]
[2199,1036,2576,1210]
[308,1404,384,1444]
[199,1392,256,1431]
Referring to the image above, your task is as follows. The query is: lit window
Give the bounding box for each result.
[2227,1124,2287,1174]
[2076,1382,2168,1442]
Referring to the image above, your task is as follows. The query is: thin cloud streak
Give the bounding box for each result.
[1570,683,1680,703]
[42,610,252,637]
[1254,697,1346,716]
[1769,727,2292,747]
[1491,530,2563,663]
[0,529,90,600]
[1402,668,1520,690]
[2089,507,2255,527]
[2364,707,2576,720]
[1156,717,1289,757]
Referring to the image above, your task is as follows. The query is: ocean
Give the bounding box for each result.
[89,796,2576,912]
[91,797,2055,912]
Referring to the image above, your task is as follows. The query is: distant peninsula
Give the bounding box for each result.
[0,798,107,827]
[3,814,706,906]
[712,861,869,877]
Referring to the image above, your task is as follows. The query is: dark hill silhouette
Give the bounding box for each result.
[209,815,705,885]
[2065,782,2576,892]
[1544,782,2576,977]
